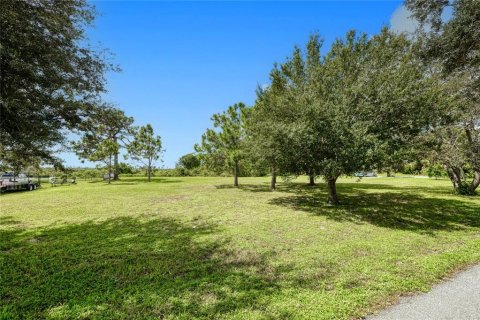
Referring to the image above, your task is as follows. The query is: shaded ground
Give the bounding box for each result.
[1,217,283,319]
[218,181,479,233]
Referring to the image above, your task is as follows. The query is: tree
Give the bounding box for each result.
[72,131,119,184]
[260,32,374,204]
[254,29,438,204]
[248,86,291,191]
[249,35,327,191]
[117,162,137,174]
[195,103,249,187]
[127,124,163,182]
[358,28,444,177]
[405,0,480,194]
[100,108,135,180]
[0,0,116,167]
[177,153,201,170]
[321,30,440,202]
[73,105,134,180]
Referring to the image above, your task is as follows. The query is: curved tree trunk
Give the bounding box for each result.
[446,165,479,194]
[446,165,462,192]
[465,124,479,193]
[469,170,480,194]
[327,177,339,204]
[271,166,277,191]
[234,161,239,187]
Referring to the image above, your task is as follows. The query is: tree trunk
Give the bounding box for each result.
[386,169,392,177]
[113,151,119,180]
[108,156,112,184]
[234,161,239,187]
[308,171,316,186]
[469,170,480,194]
[446,165,462,192]
[327,177,339,204]
[271,166,277,191]
[147,159,152,182]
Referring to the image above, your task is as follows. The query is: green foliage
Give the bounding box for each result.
[406,0,480,194]
[195,103,249,185]
[457,181,478,195]
[402,160,424,175]
[405,0,449,31]
[248,29,438,202]
[0,0,116,167]
[154,168,182,177]
[72,106,133,183]
[426,163,447,179]
[71,168,104,180]
[177,153,201,170]
[117,162,137,174]
[127,124,162,181]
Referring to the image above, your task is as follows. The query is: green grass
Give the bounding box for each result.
[1,176,479,319]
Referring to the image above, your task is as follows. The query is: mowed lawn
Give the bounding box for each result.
[1,176,479,319]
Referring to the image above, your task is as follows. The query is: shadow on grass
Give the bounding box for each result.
[217,180,456,196]
[272,192,479,233]
[0,216,22,226]
[216,182,480,233]
[0,217,288,319]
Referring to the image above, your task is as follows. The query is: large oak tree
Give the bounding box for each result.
[0,0,116,168]
[250,29,439,204]
[406,0,480,194]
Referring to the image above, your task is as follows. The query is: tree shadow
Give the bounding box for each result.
[216,180,332,194]
[217,181,479,233]
[0,216,22,226]
[267,183,480,233]
[0,217,287,319]
[217,180,457,196]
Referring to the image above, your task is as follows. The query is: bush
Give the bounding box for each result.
[402,160,423,175]
[425,164,446,179]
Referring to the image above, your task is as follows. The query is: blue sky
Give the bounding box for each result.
[64,1,406,168]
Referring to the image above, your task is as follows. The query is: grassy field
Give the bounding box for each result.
[1,176,479,319]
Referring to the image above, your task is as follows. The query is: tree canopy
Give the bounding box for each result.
[246,28,440,203]
[406,0,480,194]
[195,103,249,187]
[127,124,163,182]
[72,106,133,183]
[0,0,116,168]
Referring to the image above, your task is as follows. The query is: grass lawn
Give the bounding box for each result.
[1,176,479,319]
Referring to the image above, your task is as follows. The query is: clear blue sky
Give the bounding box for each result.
[63,1,404,168]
